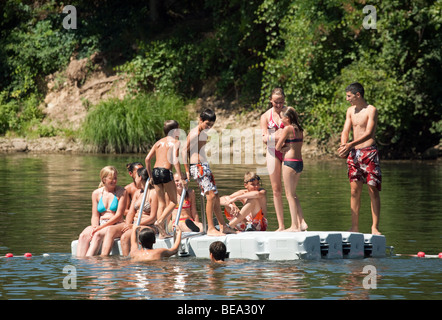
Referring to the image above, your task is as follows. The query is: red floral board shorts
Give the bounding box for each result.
[225,208,268,232]
[347,145,382,191]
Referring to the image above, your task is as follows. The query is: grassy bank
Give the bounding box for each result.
[81,93,192,153]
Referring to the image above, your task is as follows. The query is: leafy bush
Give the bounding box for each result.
[81,93,192,153]
[0,93,43,136]
[1,0,439,158]
[3,18,77,99]
[256,0,442,156]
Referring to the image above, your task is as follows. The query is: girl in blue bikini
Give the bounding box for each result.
[276,107,308,232]
[76,166,127,256]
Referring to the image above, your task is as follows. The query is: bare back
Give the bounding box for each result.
[131,248,169,261]
[150,136,179,169]
[280,125,303,160]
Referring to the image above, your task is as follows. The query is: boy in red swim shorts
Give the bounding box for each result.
[338,82,381,235]
[221,172,268,232]
[347,145,382,191]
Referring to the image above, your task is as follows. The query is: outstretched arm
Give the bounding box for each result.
[145,144,156,180]
[130,226,139,255]
[161,228,182,258]
[182,133,191,180]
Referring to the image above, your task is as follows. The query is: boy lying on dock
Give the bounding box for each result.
[221,172,267,231]
[130,225,182,261]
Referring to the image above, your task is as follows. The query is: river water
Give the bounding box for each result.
[0,153,441,301]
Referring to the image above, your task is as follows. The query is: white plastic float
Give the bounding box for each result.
[71,231,387,260]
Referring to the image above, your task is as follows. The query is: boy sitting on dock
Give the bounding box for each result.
[145,120,186,237]
[221,172,267,231]
[130,225,182,261]
[182,108,237,236]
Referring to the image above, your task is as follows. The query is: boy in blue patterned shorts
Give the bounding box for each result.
[182,109,237,236]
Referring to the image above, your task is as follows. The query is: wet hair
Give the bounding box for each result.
[126,162,143,173]
[98,166,118,188]
[345,82,365,98]
[200,108,216,122]
[138,228,156,248]
[283,107,303,132]
[163,120,179,135]
[209,241,227,261]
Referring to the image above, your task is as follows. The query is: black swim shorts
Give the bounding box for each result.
[152,167,173,185]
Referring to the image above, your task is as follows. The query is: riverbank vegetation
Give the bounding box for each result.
[81,93,191,153]
[0,0,440,158]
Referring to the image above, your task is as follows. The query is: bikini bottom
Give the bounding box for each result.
[283,158,303,173]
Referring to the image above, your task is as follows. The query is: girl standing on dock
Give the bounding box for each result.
[275,107,308,232]
[260,87,287,231]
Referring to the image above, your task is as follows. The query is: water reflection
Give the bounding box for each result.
[0,154,441,300]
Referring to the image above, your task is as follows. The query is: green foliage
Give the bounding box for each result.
[119,40,184,95]
[119,0,265,101]
[81,93,192,153]
[0,0,440,157]
[1,3,77,99]
[0,0,78,138]
[0,93,44,136]
[257,0,442,157]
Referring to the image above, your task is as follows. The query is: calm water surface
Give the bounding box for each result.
[0,153,441,300]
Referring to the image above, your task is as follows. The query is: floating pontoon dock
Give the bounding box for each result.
[71,231,387,260]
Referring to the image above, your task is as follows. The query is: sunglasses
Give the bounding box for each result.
[245,176,261,183]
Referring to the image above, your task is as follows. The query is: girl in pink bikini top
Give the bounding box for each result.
[268,108,285,131]
[266,104,286,162]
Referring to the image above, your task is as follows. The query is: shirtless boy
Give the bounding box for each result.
[130,225,182,261]
[338,82,381,235]
[221,172,268,231]
[182,108,236,236]
[145,120,185,236]
[209,241,227,263]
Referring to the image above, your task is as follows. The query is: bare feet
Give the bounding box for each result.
[283,227,301,232]
[206,226,226,237]
[300,221,308,231]
[221,225,238,234]
[371,227,382,235]
[275,227,285,232]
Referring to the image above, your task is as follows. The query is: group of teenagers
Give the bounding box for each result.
[76,83,382,262]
